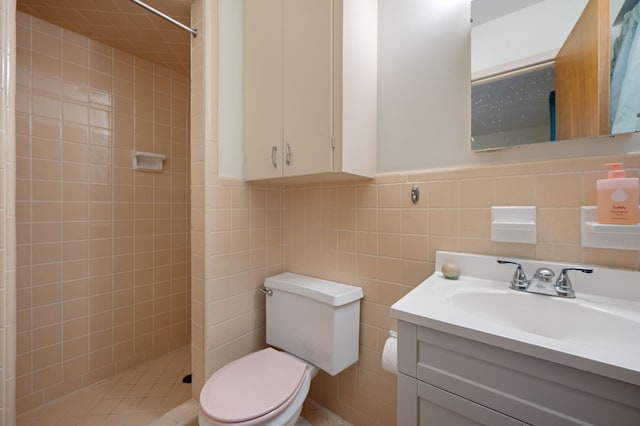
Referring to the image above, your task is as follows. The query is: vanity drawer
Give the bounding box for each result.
[418,380,523,426]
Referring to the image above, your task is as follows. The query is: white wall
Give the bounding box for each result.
[377,0,472,172]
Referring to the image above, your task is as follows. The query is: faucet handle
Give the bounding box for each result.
[555,267,593,298]
[497,259,528,290]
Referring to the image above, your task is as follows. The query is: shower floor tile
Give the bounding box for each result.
[17,345,192,426]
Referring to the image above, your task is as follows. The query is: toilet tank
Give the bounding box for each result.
[264,272,364,376]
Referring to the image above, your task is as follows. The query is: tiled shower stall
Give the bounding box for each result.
[13,11,191,414]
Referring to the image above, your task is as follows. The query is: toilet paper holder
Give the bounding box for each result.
[382,329,398,375]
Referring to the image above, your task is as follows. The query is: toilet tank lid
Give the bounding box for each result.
[265,272,363,306]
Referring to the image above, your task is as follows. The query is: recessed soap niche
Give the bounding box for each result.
[133,151,166,172]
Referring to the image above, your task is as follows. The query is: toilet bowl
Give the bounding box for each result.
[198,348,317,426]
[198,272,363,426]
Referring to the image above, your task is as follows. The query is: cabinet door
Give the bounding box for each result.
[282,0,334,177]
[417,382,522,426]
[243,0,284,181]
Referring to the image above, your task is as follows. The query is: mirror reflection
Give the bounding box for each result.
[471,0,640,151]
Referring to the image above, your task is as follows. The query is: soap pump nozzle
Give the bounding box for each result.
[605,163,626,179]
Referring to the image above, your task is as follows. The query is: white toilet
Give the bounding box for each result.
[198,272,364,426]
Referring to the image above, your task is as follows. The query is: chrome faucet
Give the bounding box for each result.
[498,260,593,298]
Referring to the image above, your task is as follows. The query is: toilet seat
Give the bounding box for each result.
[200,348,307,425]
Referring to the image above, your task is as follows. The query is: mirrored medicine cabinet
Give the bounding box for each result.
[471,0,640,151]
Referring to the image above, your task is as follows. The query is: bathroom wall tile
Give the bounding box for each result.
[582,171,601,206]
[401,208,427,235]
[378,184,402,208]
[61,162,89,182]
[428,181,459,208]
[459,209,491,239]
[535,243,583,265]
[536,173,583,207]
[356,185,377,208]
[32,283,61,307]
[402,235,428,261]
[378,209,401,234]
[63,41,88,67]
[356,209,377,232]
[537,208,581,244]
[31,263,61,287]
[401,260,433,287]
[378,257,403,284]
[31,222,61,244]
[357,232,378,256]
[337,186,357,209]
[494,242,535,260]
[378,233,401,259]
[583,248,638,270]
[429,209,458,237]
[31,242,62,264]
[33,32,61,62]
[459,178,493,208]
[428,236,459,260]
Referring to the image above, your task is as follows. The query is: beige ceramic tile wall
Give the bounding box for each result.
[286,154,640,425]
[14,12,190,414]
[1,0,18,424]
[204,179,283,374]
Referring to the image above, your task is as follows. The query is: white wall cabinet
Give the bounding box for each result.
[397,320,640,425]
[243,0,377,182]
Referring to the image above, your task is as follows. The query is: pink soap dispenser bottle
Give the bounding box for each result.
[596,163,639,224]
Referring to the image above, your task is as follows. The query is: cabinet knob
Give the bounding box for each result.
[271,146,278,167]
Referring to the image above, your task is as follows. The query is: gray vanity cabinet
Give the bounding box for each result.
[397,321,640,426]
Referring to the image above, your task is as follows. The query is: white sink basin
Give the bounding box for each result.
[450,287,640,353]
[390,251,640,386]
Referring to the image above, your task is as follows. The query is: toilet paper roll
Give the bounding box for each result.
[381,334,398,374]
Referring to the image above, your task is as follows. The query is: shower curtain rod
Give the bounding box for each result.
[130,0,198,37]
